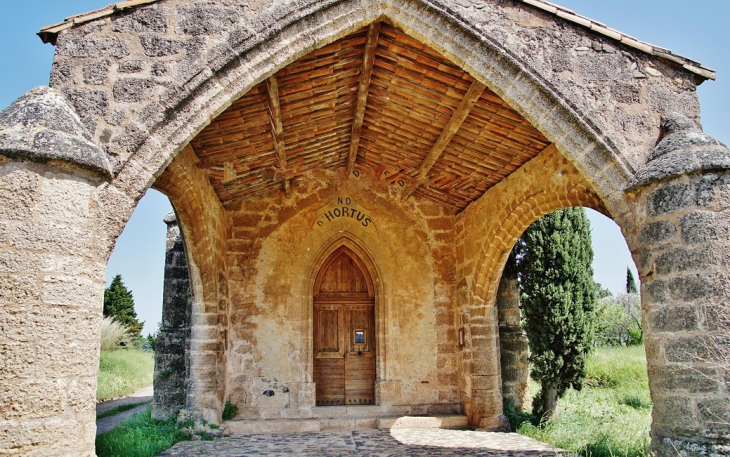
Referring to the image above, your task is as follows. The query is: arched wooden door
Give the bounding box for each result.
[313,246,376,406]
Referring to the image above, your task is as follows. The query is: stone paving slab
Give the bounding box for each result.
[158,428,565,456]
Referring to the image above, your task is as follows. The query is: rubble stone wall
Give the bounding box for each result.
[152,212,191,420]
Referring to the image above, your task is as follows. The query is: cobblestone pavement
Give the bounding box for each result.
[158,428,564,456]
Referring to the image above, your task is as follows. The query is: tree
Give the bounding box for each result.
[104,275,143,339]
[626,267,638,294]
[516,207,596,419]
[595,283,613,299]
[594,293,642,346]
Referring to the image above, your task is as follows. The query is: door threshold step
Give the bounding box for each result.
[222,415,469,435]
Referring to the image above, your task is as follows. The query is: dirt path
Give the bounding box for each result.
[96,385,153,436]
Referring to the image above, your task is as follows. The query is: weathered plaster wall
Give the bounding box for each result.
[221,170,461,419]
[455,145,605,428]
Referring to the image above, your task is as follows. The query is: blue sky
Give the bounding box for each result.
[0,1,727,334]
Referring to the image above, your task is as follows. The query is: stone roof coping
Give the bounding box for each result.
[163,210,177,224]
[37,0,715,81]
[626,113,730,191]
[0,86,113,177]
[38,0,159,45]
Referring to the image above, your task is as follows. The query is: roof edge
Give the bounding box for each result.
[37,0,161,45]
[37,0,715,81]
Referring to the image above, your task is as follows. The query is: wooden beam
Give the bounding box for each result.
[266,74,287,169]
[414,79,486,181]
[347,22,381,173]
[265,74,291,195]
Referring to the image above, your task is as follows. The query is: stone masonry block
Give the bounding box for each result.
[664,336,711,363]
[680,211,730,245]
[655,246,722,276]
[176,3,240,36]
[647,182,696,217]
[0,379,66,420]
[56,35,130,58]
[639,220,677,246]
[697,397,730,434]
[112,7,168,33]
[668,274,725,303]
[647,305,698,333]
[82,60,111,85]
[0,167,40,222]
[650,366,719,394]
[652,395,697,432]
[139,35,184,57]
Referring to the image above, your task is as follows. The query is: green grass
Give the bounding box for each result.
[511,345,651,457]
[97,401,150,420]
[95,407,192,457]
[97,349,154,401]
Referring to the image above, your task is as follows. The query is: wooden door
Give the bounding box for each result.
[313,247,375,406]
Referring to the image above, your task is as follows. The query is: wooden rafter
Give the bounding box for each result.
[414,79,486,181]
[266,74,291,195]
[346,22,381,173]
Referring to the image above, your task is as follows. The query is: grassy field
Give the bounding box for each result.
[511,345,651,457]
[97,349,155,401]
[96,407,192,457]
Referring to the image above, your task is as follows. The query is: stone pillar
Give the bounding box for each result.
[627,114,730,454]
[152,212,192,419]
[0,87,113,455]
[497,261,530,413]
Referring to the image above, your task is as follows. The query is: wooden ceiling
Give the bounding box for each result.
[190,22,550,211]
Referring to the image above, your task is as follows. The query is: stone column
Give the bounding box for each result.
[626,114,730,454]
[497,259,530,413]
[0,88,113,456]
[152,212,192,419]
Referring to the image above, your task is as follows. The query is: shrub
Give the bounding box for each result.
[100,316,133,351]
[222,401,238,421]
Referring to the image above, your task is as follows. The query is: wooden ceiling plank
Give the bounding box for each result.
[414,79,486,181]
[347,22,381,173]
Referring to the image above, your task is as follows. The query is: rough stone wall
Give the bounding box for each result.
[455,145,605,428]
[222,170,460,419]
[152,212,192,419]
[153,146,230,424]
[621,117,730,454]
[497,267,530,413]
[43,0,702,215]
[0,160,106,456]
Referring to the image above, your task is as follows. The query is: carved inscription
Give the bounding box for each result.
[313,197,376,233]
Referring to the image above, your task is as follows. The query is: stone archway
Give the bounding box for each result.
[1,0,728,455]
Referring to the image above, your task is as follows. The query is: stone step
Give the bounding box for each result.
[223,415,470,436]
[377,415,470,429]
[223,418,322,435]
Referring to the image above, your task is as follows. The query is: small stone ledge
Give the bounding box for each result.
[0,86,112,177]
[626,113,730,192]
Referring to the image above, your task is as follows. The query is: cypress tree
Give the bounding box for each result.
[103,274,144,339]
[626,267,638,294]
[517,207,596,418]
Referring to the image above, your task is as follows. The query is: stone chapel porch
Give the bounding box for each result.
[1,0,728,455]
